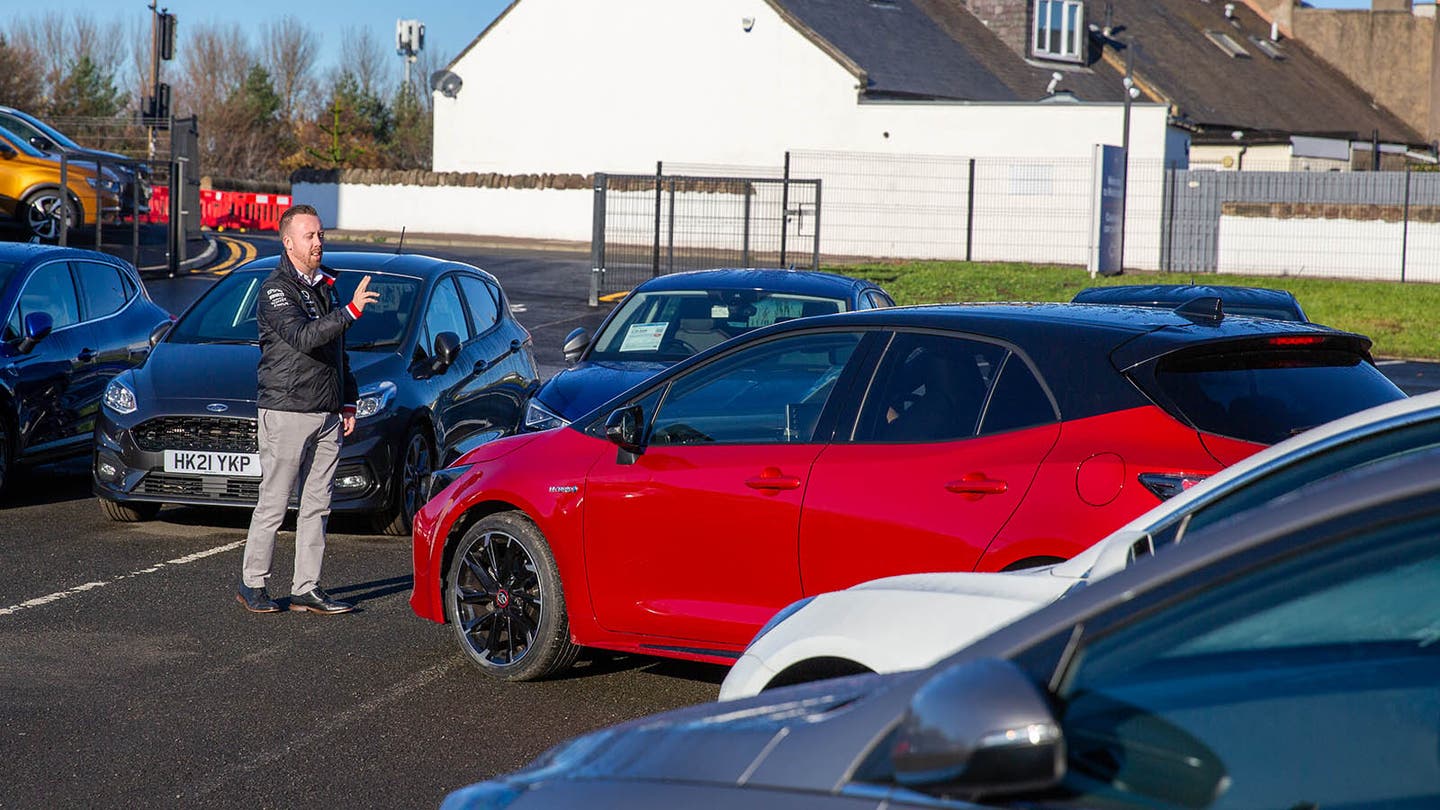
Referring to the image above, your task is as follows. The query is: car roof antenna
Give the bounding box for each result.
[396,226,406,255]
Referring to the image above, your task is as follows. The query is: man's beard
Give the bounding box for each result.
[292,247,323,272]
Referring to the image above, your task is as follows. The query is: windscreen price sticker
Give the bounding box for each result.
[163,450,262,478]
[618,322,667,352]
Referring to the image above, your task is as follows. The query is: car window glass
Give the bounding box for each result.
[331,271,419,350]
[75,261,129,321]
[1054,516,1440,809]
[588,290,846,363]
[168,273,262,343]
[649,331,863,445]
[19,262,80,330]
[867,291,893,309]
[420,276,471,357]
[1151,346,1404,445]
[854,332,1004,443]
[457,275,501,334]
[979,353,1058,435]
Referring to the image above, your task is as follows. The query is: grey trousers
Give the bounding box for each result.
[242,409,342,595]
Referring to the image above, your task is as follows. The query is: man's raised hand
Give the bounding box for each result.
[351,275,380,314]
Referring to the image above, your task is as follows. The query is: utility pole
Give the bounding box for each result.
[1119,43,1138,274]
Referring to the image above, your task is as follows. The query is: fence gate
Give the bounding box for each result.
[588,167,822,305]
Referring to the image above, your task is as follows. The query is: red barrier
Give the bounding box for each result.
[146,186,292,232]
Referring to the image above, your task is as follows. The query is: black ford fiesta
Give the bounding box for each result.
[92,251,539,534]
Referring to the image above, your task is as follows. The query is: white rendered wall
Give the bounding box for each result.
[432,0,1176,174]
[294,182,594,241]
[1217,215,1440,282]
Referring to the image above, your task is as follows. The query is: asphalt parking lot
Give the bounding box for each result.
[3,230,1437,807]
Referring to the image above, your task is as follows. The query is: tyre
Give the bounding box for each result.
[98,498,161,522]
[22,189,78,241]
[0,415,11,496]
[374,424,434,536]
[443,511,579,681]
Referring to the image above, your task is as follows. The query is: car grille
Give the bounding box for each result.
[133,416,257,453]
[138,473,260,502]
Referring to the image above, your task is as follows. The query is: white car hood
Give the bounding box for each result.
[847,568,1075,600]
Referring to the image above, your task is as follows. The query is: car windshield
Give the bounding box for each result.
[167,268,420,350]
[588,289,847,362]
[1149,344,1406,445]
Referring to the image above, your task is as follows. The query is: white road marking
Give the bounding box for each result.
[0,540,246,618]
[1376,360,1404,366]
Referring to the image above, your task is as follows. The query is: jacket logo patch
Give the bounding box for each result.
[265,288,288,309]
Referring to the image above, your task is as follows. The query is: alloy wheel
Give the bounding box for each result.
[400,430,433,525]
[25,193,72,241]
[452,529,543,669]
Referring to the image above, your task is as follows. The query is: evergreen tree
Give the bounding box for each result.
[50,54,123,119]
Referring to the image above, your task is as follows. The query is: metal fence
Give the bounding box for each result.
[588,162,821,305]
[652,149,1440,284]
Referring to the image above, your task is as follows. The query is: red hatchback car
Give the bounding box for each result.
[411,302,1405,681]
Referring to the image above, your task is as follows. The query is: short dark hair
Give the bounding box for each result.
[278,203,320,237]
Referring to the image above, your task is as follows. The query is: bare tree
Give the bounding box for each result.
[174,21,253,120]
[0,28,45,112]
[337,25,392,98]
[261,15,319,128]
[14,12,72,103]
[407,46,453,116]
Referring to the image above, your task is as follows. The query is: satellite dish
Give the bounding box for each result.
[429,70,463,98]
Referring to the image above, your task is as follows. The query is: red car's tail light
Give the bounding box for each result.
[1138,472,1208,501]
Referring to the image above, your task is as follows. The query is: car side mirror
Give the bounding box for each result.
[17,311,54,355]
[891,658,1063,799]
[604,404,646,461]
[562,327,590,365]
[30,135,55,153]
[148,318,173,348]
[431,330,462,373]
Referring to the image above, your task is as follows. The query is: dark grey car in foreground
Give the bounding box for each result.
[443,447,1440,809]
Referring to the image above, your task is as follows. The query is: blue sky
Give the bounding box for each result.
[10,0,513,75]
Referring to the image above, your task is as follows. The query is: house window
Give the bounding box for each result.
[1034,0,1085,62]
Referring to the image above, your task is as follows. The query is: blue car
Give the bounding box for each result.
[522,268,894,431]
[0,243,171,494]
[1072,284,1309,322]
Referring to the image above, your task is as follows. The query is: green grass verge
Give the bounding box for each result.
[829,261,1440,360]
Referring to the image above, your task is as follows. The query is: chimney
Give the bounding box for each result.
[960,0,1033,58]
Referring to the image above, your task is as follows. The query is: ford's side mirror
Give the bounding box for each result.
[891,658,1063,799]
[148,318,173,348]
[431,331,461,373]
[17,311,53,355]
[604,404,645,462]
[562,327,590,365]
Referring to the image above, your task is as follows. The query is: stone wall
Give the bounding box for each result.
[951,0,1031,57]
[288,168,592,190]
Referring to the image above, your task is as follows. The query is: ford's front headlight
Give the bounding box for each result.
[103,377,137,414]
[523,398,569,431]
[355,380,396,419]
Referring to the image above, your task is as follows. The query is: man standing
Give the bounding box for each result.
[236,204,378,615]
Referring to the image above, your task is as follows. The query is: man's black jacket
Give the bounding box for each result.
[256,254,358,414]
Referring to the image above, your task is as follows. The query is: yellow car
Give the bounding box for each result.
[0,125,120,240]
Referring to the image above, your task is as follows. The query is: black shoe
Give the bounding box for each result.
[236,583,281,613]
[289,586,354,615]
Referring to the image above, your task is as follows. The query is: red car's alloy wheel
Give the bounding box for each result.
[444,512,579,681]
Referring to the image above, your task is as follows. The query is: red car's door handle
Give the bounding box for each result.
[945,474,1007,498]
[745,467,802,491]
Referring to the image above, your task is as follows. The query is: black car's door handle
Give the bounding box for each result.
[77,348,98,363]
[475,339,525,374]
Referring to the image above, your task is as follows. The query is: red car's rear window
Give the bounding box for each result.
[1150,347,1405,445]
